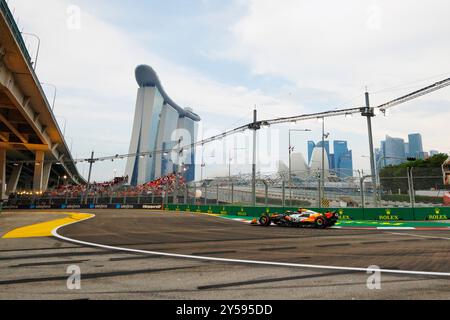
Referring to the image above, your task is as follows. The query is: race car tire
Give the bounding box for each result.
[315,217,325,228]
[259,215,271,227]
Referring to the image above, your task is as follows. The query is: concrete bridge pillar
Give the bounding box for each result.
[33,151,45,192]
[42,162,52,191]
[6,163,22,195]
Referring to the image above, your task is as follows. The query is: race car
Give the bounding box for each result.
[254,209,339,228]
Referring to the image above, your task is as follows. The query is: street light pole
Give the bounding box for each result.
[84,151,96,205]
[251,109,258,206]
[200,126,206,182]
[200,162,206,182]
[316,118,328,208]
[361,91,377,207]
[409,167,416,209]
[21,32,40,71]
[289,132,292,206]
[229,155,231,187]
[321,118,325,208]
[87,151,95,188]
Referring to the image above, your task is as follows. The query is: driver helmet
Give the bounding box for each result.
[297,208,308,213]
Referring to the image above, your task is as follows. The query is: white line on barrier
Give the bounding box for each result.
[51,215,450,278]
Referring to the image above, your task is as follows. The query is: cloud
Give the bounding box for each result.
[227,0,450,95]
[219,0,450,170]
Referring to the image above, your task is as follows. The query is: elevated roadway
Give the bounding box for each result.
[0,0,84,199]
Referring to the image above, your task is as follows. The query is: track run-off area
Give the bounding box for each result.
[1,209,449,299]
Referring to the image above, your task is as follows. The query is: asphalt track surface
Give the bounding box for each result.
[1,209,450,299]
[59,210,450,273]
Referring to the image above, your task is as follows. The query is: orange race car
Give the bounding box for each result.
[254,209,339,229]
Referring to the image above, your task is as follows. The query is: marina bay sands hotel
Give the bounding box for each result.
[125,65,201,186]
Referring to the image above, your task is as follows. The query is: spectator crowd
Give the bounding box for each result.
[28,174,187,198]
[127,173,186,196]
[43,176,129,197]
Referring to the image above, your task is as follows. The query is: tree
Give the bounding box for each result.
[379,154,448,194]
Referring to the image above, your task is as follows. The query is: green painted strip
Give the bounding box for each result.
[214,214,450,229]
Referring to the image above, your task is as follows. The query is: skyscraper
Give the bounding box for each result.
[329,154,335,170]
[176,110,198,182]
[333,140,353,178]
[404,142,410,158]
[378,133,429,169]
[125,65,201,186]
[408,133,424,159]
[381,135,406,166]
[338,150,353,178]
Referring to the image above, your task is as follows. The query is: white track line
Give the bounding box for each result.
[51,214,450,278]
[386,232,450,241]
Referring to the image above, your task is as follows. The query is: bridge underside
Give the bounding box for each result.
[0,87,74,196]
[0,1,84,199]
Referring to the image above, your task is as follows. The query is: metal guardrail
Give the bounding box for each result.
[0,0,32,62]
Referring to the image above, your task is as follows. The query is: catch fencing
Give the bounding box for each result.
[4,169,449,209]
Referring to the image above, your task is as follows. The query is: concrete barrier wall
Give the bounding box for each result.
[166,204,450,221]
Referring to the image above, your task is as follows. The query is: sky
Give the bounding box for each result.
[7,0,450,181]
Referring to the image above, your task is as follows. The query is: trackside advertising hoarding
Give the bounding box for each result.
[166,204,450,221]
[2,204,164,210]
[2,202,449,221]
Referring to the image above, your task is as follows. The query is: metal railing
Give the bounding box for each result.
[0,0,32,62]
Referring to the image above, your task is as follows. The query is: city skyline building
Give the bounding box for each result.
[377,133,434,169]
[408,133,424,159]
[404,142,410,157]
[333,140,353,178]
[381,135,407,167]
[308,140,353,178]
[125,65,201,186]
